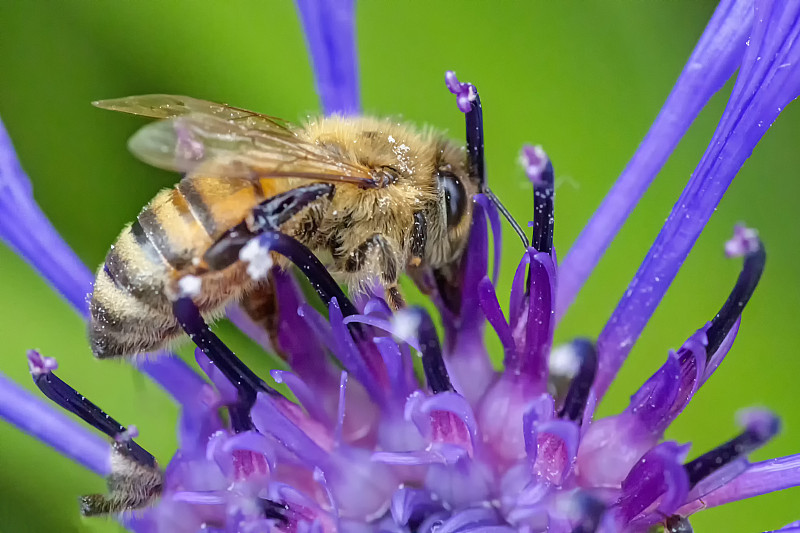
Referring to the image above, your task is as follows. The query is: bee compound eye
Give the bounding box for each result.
[437,171,467,228]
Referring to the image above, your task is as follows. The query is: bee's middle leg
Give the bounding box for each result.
[204,183,334,270]
[339,234,405,310]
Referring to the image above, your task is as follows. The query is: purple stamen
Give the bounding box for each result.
[0,370,110,476]
[706,228,764,357]
[413,308,454,394]
[523,147,555,254]
[445,71,529,250]
[522,145,555,254]
[27,350,156,469]
[557,339,597,424]
[683,409,780,488]
[444,71,484,187]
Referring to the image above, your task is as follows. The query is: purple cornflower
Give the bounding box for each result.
[2,0,800,531]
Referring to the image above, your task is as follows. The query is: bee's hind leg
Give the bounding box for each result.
[340,233,405,310]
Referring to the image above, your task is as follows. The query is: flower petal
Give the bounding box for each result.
[294,0,360,114]
[556,0,755,320]
[594,0,800,399]
[0,117,208,407]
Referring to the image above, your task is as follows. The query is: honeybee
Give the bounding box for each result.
[89,95,480,358]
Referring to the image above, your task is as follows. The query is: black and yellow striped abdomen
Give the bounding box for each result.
[88,175,284,358]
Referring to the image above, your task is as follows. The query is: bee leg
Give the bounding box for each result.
[340,233,405,310]
[204,183,334,271]
[409,211,427,268]
[432,262,462,314]
[408,265,436,295]
[385,285,406,310]
[239,270,283,355]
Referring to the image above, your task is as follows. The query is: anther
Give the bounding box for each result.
[410,308,454,394]
[522,145,555,254]
[27,350,156,468]
[705,226,765,357]
[557,339,598,424]
[683,409,779,488]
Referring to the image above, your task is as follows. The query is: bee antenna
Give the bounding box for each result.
[484,187,530,248]
[446,71,531,250]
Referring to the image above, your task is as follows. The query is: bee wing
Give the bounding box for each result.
[128,114,377,187]
[96,95,378,188]
[93,94,292,129]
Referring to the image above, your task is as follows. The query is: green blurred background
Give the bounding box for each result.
[1,1,799,531]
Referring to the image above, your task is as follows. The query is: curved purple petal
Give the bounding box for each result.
[0,118,94,314]
[703,316,740,385]
[594,0,800,399]
[477,276,516,360]
[226,304,273,353]
[294,0,359,115]
[272,269,340,391]
[327,298,386,406]
[627,350,682,434]
[556,0,754,320]
[475,193,502,284]
[663,331,708,426]
[440,200,493,404]
[533,419,580,485]
[1,117,207,407]
[251,393,331,468]
[271,370,334,427]
[519,251,556,386]
[390,487,443,527]
[615,442,690,523]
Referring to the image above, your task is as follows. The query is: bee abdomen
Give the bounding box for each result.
[89,182,265,359]
[90,215,179,358]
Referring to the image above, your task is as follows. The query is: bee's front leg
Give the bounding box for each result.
[339,233,405,310]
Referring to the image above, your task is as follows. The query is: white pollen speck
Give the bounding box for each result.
[239,238,273,281]
[392,310,421,342]
[549,344,581,378]
[177,275,202,298]
[192,257,201,266]
[387,135,396,143]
